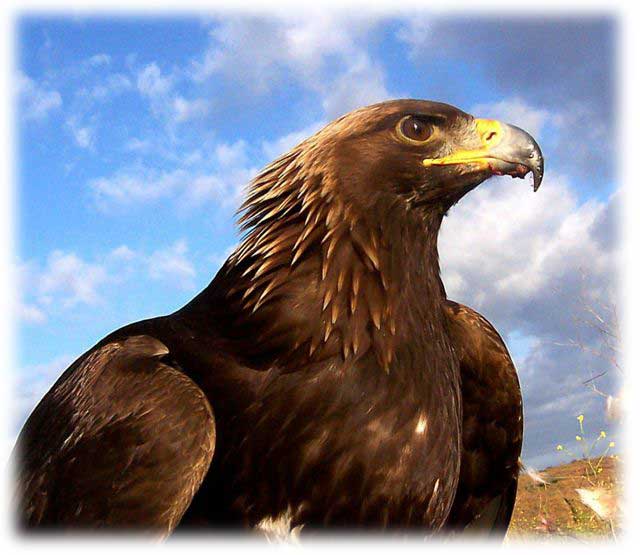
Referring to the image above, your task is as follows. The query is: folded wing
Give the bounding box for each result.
[444,301,523,537]
[14,335,216,537]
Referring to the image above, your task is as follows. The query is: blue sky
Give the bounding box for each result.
[15,13,619,468]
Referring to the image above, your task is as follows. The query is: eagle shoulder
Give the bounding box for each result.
[14,335,216,536]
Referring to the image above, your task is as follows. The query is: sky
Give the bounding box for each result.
[13,12,620,469]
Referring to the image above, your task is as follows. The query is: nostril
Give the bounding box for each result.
[484,131,497,143]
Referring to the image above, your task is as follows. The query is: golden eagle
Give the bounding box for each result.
[14,100,543,538]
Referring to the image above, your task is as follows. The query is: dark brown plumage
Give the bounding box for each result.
[16,336,215,533]
[13,99,542,538]
[444,301,523,534]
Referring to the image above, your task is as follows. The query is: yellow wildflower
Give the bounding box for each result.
[576,435,582,441]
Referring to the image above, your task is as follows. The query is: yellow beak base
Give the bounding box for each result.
[422,119,504,169]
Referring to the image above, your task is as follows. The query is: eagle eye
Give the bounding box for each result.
[397,115,435,144]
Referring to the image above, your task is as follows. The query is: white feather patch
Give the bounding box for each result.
[415,412,428,434]
[256,507,304,542]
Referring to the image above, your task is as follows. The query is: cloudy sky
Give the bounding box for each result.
[14,13,619,468]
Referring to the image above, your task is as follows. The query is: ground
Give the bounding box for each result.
[507,456,621,542]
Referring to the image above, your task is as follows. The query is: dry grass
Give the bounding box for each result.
[507,456,622,542]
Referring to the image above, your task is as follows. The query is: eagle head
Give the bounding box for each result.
[301,99,544,215]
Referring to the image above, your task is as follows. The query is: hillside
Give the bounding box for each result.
[507,456,621,541]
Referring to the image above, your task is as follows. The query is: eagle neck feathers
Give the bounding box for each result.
[223,143,446,373]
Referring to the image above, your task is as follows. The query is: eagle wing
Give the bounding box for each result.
[14,335,215,537]
[443,301,523,536]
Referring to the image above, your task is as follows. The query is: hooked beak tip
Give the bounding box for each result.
[497,123,544,192]
[528,148,544,192]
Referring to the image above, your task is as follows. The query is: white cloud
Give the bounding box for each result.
[190,17,286,89]
[16,239,202,326]
[84,73,133,101]
[147,240,196,290]
[189,15,394,118]
[108,240,198,292]
[261,121,325,161]
[124,137,152,152]
[137,62,172,97]
[15,260,43,324]
[87,53,111,67]
[471,97,555,137]
[182,168,254,209]
[63,73,133,152]
[89,140,257,210]
[136,63,216,127]
[283,13,364,67]
[394,17,431,55]
[16,72,62,121]
[16,253,107,324]
[440,173,617,329]
[109,245,137,261]
[66,116,95,149]
[136,63,174,116]
[185,150,204,166]
[210,243,239,273]
[173,96,210,123]
[37,250,108,308]
[17,302,47,324]
[90,167,187,206]
[321,54,393,119]
[214,140,248,168]
[196,14,377,86]
[185,141,258,208]
[13,354,75,432]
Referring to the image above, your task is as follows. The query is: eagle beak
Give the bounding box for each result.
[422,119,544,191]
